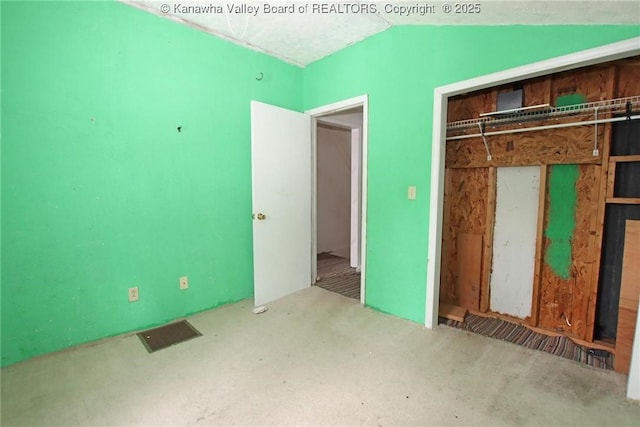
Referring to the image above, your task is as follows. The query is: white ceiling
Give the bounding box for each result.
[122,1,640,67]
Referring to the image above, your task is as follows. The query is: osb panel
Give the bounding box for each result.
[448,89,495,122]
[616,56,640,98]
[439,168,488,305]
[446,125,604,168]
[496,76,551,108]
[551,65,611,104]
[569,164,600,338]
[538,165,599,338]
[525,76,552,107]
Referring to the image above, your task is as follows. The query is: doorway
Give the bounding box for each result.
[251,96,368,307]
[315,110,363,300]
[426,38,640,329]
[307,96,368,304]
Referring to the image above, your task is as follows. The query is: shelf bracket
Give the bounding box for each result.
[593,106,599,156]
[478,122,492,161]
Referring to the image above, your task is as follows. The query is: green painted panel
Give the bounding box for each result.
[303,25,639,324]
[1,0,302,366]
[545,165,579,279]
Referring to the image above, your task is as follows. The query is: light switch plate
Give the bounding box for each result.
[408,186,417,200]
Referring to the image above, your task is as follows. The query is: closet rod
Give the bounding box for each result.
[446,114,640,141]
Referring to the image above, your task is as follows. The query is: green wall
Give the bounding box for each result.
[2,0,638,366]
[303,25,639,324]
[0,1,302,366]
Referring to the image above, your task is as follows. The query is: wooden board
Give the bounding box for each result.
[439,303,468,323]
[456,233,483,310]
[619,221,640,310]
[616,307,639,374]
[530,165,548,326]
[614,220,640,374]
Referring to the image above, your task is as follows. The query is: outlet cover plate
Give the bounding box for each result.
[128,286,139,302]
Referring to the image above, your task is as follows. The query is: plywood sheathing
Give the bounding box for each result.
[447,89,495,123]
[614,57,640,98]
[446,126,604,168]
[537,165,599,338]
[551,64,612,105]
[614,220,640,374]
[439,168,488,307]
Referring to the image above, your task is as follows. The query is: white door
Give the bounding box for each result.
[251,101,311,306]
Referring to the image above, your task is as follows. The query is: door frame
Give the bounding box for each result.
[425,37,640,329]
[306,95,369,305]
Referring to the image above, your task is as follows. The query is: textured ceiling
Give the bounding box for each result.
[122,1,640,67]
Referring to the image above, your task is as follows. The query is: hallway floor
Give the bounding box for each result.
[2,287,639,426]
[316,253,360,300]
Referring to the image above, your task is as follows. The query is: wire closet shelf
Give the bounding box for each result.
[447,95,640,132]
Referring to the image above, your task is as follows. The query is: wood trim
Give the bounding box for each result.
[480,167,496,313]
[606,197,640,204]
[530,164,548,327]
[439,303,467,322]
[610,155,640,163]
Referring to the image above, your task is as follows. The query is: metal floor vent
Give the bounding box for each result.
[137,320,202,353]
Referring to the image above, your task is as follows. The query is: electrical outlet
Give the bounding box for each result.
[179,276,188,290]
[128,286,139,302]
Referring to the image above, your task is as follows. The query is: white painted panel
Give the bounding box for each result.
[251,101,311,306]
[490,166,541,319]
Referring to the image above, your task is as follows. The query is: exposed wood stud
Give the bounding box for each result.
[585,64,618,342]
[531,164,548,327]
[607,161,617,198]
[480,167,496,313]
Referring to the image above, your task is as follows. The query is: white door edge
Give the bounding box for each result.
[306,95,369,305]
[425,37,640,329]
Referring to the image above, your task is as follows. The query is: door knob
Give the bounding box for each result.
[255,213,266,220]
